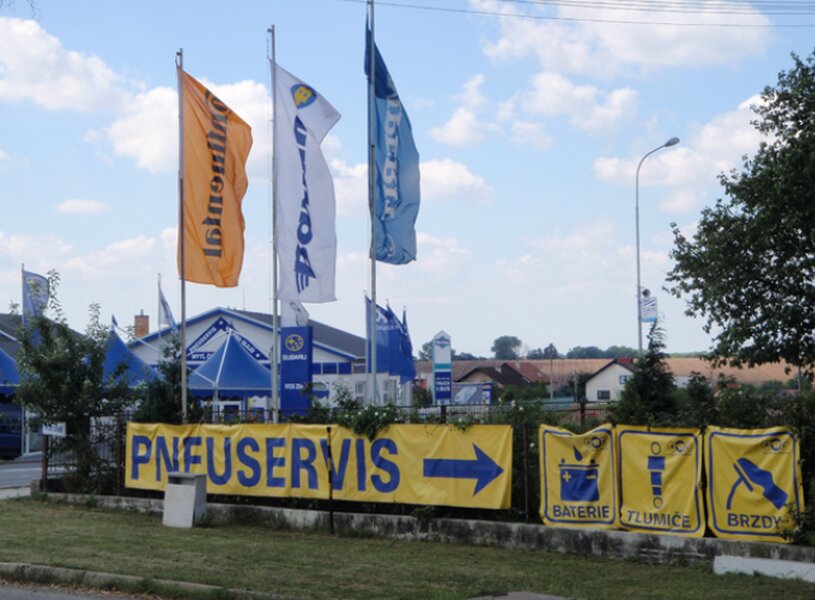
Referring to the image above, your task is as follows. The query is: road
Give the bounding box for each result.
[0,457,43,489]
[0,581,143,599]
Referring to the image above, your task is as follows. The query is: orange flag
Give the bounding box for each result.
[179,69,253,287]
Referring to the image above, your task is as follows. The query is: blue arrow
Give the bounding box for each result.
[423,443,504,495]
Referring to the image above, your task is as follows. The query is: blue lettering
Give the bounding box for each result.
[206,438,232,486]
[292,438,318,490]
[320,438,350,491]
[130,435,151,481]
[356,438,367,492]
[371,438,400,494]
[237,438,260,487]
[183,437,202,472]
[156,436,179,481]
[266,437,286,488]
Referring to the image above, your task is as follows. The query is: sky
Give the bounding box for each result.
[0,0,813,358]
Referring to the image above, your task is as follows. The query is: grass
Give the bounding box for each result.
[0,497,814,600]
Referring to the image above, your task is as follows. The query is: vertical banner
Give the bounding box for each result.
[279,326,313,418]
[432,331,452,404]
[365,28,421,265]
[539,424,618,529]
[180,70,253,287]
[706,425,803,543]
[617,426,704,537]
[275,65,340,303]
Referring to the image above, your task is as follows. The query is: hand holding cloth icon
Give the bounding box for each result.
[727,458,788,510]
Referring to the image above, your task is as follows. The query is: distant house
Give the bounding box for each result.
[584,359,636,403]
[456,362,534,391]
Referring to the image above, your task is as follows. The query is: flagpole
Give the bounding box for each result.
[176,49,188,423]
[157,273,162,344]
[268,26,280,424]
[367,0,379,406]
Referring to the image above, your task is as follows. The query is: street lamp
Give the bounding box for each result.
[635,136,679,355]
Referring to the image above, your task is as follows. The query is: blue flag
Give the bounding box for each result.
[395,308,417,383]
[365,27,421,265]
[365,297,391,373]
[22,270,49,320]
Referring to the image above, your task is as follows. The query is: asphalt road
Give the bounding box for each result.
[0,458,42,489]
[0,581,143,599]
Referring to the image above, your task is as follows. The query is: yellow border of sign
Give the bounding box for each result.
[705,425,803,543]
[616,425,704,538]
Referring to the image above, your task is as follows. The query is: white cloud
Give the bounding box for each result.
[522,72,637,131]
[0,17,127,111]
[510,121,552,150]
[475,0,770,76]
[65,235,158,278]
[429,75,500,147]
[429,107,493,146]
[55,199,110,214]
[330,158,368,216]
[421,159,493,202]
[104,78,270,175]
[0,231,74,265]
[593,94,763,213]
[0,148,8,161]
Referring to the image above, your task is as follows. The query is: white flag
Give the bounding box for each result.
[281,300,310,328]
[274,65,340,303]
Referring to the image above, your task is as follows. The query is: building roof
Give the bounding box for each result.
[457,362,533,388]
[134,307,366,360]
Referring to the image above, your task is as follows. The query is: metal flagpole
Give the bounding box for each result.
[367,0,379,406]
[268,26,280,423]
[176,49,188,423]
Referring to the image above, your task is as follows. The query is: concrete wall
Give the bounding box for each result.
[49,492,815,567]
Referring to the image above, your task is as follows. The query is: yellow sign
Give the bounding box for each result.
[617,426,704,537]
[539,424,618,529]
[127,422,512,509]
[706,425,803,543]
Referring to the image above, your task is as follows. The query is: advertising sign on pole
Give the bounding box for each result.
[432,331,452,404]
[279,326,313,418]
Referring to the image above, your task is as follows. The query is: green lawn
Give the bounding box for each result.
[0,497,813,600]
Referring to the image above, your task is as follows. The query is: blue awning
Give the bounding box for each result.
[103,329,157,387]
[188,331,271,398]
[0,347,19,395]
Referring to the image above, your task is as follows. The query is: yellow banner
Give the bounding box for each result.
[539,424,618,529]
[180,69,253,287]
[127,422,512,509]
[705,425,803,543]
[617,426,704,537]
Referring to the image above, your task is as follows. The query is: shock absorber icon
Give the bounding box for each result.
[648,442,665,509]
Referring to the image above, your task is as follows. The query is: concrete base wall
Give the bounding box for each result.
[49,493,815,567]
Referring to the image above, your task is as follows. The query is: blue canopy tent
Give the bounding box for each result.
[188,330,272,407]
[103,329,157,387]
[0,347,19,395]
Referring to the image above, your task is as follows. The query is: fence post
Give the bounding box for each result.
[523,420,530,524]
[116,415,124,496]
[40,434,48,492]
[579,399,586,427]
[440,404,447,424]
[326,426,335,535]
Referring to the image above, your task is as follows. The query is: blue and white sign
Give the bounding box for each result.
[432,330,452,404]
[186,317,268,363]
[41,422,67,437]
[280,326,313,418]
[641,296,658,324]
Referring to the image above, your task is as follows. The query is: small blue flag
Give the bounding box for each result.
[365,27,421,265]
[395,308,416,383]
[365,296,391,373]
[159,284,177,331]
[111,314,119,328]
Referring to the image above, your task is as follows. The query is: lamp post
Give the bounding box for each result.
[635,136,679,355]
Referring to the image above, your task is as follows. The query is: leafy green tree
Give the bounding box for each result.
[491,335,522,360]
[16,272,132,493]
[610,326,677,426]
[418,341,433,361]
[133,333,189,424]
[565,346,605,359]
[453,351,485,360]
[527,343,558,360]
[604,345,637,359]
[668,50,815,373]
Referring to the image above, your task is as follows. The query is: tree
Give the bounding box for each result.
[16,273,132,492]
[418,341,433,361]
[527,343,558,360]
[453,351,485,360]
[491,335,522,360]
[610,326,677,426]
[565,346,605,359]
[133,334,188,424]
[667,50,815,372]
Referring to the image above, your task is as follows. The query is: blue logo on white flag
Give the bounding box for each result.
[22,270,49,319]
[365,28,421,265]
